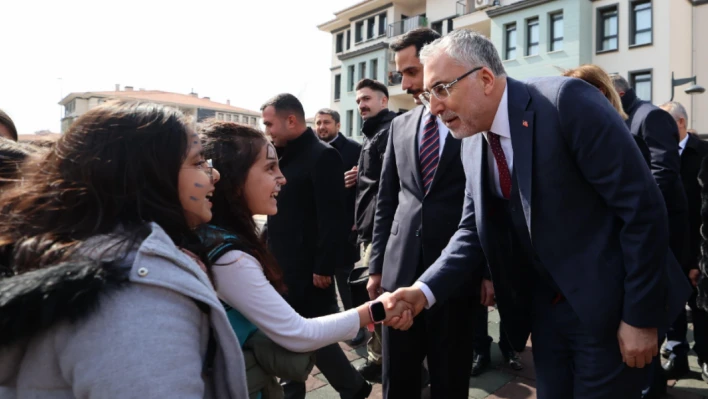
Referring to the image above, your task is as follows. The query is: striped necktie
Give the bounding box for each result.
[420,114,440,194]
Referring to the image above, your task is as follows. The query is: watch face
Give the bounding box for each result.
[371,301,387,323]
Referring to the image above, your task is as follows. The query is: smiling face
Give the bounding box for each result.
[315,113,340,142]
[243,143,286,216]
[178,131,221,228]
[423,52,501,139]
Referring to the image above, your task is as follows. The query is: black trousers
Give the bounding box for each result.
[382,294,476,399]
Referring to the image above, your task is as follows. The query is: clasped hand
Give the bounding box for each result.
[376,292,415,330]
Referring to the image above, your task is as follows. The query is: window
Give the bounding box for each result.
[550,12,563,52]
[431,21,443,34]
[526,18,539,56]
[371,59,378,81]
[630,1,652,46]
[597,5,619,52]
[447,19,454,34]
[505,23,517,60]
[358,114,363,134]
[64,100,75,116]
[378,12,387,36]
[359,62,366,80]
[336,33,343,53]
[630,70,652,102]
[346,30,351,50]
[348,65,355,91]
[346,110,353,136]
[334,74,342,101]
[367,17,375,40]
[355,21,364,43]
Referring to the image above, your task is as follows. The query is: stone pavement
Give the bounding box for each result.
[306,307,708,399]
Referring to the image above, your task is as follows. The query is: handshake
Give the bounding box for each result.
[364,274,497,331]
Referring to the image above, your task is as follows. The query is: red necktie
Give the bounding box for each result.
[420,114,440,194]
[487,132,511,199]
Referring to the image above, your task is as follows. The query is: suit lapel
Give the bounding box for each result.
[506,78,534,231]
[427,133,460,195]
[407,106,426,195]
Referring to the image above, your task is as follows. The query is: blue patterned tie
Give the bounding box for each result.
[420,114,440,194]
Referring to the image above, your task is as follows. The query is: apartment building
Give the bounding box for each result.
[321,0,707,135]
[58,86,261,133]
[319,0,461,140]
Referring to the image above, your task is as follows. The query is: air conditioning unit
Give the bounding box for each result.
[475,0,493,10]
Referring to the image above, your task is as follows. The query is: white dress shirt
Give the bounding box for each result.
[679,134,689,156]
[415,84,513,308]
[418,108,449,157]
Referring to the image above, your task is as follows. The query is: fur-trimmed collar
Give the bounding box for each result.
[0,259,131,348]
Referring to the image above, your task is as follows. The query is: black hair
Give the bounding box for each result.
[355,79,389,98]
[260,93,305,122]
[390,27,441,56]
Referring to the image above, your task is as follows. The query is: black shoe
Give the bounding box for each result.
[662,356,690,379]
[348,328,367,347]
[503,351,523,371]
[353,381,372,399]
[471,353,491,376]
[356,361,382,383]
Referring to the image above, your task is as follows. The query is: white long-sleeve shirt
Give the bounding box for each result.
[212,250,361,353]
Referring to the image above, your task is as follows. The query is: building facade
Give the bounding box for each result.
[58,86,261,133]
[321,0,708,135]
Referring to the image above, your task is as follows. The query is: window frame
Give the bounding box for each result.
[378,12,387,37]
[359,61,366,80]
[335,33,344,54]
[596,4,619,54]
[334,74,342,101]
[504,23,517,60]
[629,0,652,48]
[526,17,540,57]
[348,65,356,92]
[346,110,354,137]
[629,68,653,102]
[371,59,378,81]
[355,21,364,43]
[549,12,564,52]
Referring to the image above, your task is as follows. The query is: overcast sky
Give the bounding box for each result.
[0,0,357,134]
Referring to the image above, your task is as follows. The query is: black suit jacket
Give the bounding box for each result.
[682,134,708,269]
[369,106,479,294]
[267,128,346,317]
[623,90,690,269]
[328,133,362,264]
[419,78,690,351]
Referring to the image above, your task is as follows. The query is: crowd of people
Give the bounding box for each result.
[0,27,707,399]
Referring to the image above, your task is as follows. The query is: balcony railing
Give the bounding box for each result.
[456,1,468,16]
[388,15,428,38]
[388,71,402,86]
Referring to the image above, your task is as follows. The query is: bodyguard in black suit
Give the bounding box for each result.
[368,28,480,399]
[659,101,708,381]
[261,94,371,399]
[613,77,691,398]
[315,108,365,344]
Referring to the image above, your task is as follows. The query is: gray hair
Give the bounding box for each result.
[610,74,631,93]
[419,29,506,77]
[660,101,688,123]
[315,108,340,124]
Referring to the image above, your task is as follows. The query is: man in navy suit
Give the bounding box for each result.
[386,30,692,398]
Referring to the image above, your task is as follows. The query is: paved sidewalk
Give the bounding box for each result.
[306,307,708,398]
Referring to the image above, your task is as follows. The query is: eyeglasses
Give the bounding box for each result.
[420,66,484,108]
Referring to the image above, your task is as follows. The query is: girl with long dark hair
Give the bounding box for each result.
[198,121,412,351]
[0,101,248,398]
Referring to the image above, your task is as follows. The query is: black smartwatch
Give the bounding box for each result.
[369,301,386,324]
